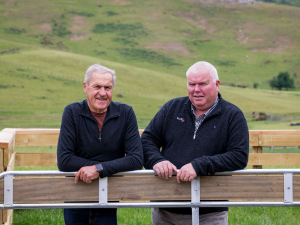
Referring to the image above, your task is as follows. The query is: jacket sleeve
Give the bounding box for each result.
[57,106,99,172]
[191,109,249,176]
[100,107,143,177]
[141,103,169,169]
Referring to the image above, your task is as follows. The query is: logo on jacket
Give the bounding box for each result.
[177,117,185,122]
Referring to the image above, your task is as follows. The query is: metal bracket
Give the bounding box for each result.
[191,177,200,225]
[99,177,108,205]
[4,175,13,206]
[284,173,293,203]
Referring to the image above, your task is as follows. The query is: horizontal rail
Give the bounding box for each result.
[0,169,299,225]
[1,129,300,148]
[1,202,300,210]
[1,169,300,179]
[13,152,300,167]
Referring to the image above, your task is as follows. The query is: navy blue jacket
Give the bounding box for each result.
[141,93,249,214]
[57,100,143,177]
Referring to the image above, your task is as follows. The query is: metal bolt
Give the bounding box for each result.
[288,187,290,189]
[102,188,105,191]
[7,189,10,191]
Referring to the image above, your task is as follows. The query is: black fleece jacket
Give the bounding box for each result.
[141,93,249,214]
[57,100,143,178]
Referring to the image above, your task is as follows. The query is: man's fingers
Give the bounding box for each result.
[154,161,178,180]
[167,163,173,178]
[189,175,195,182]
[154,165,163,178]
[162,163,169,179]
[74,171,80,183]
[172,164,177,173]
[177,170,181,183]
[180,172,188,182]
[80,172,85,182]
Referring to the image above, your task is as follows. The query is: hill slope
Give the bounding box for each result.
[0,0,300,130]
[1,48,300,130]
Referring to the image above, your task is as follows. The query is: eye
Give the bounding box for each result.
[105,86,112,91]
[94,86,100,90]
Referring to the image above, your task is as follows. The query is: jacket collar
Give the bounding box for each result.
[184,92,222,118]
[80,100,120,120]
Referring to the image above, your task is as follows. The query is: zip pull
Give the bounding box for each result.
[98,133,102,142]
[193,131,196,139]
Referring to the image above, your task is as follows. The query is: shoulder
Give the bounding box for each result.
[163,96,189,109]
[64,100,85,113]
[219,97,246,122]
[109,101,136,119]
[110,101,133,112]
[221,98,240,110]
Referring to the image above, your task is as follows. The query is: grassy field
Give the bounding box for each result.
[1,47,300,130]
[1,0,300,131]
[1,0,300,224]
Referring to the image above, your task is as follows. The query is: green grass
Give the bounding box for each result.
[12,207,300,225]
[1,48,300,130]
[1,0,300,224]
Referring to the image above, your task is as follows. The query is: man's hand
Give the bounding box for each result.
[177,163,197,183]
[153,160,177,179]
[74,165,99,184]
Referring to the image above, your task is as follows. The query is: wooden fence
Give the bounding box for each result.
[0,128,300,225]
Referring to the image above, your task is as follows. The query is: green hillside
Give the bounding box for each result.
[1,0,300,130]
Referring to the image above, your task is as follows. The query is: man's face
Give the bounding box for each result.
[83,71,113,114]
[187,69,220,115]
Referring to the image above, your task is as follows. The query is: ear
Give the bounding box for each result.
[83,82,87,93]
[215,80,220,91]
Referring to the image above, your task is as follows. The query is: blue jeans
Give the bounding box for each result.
[64,208,117,225]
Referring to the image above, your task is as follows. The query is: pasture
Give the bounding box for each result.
[0,0,300,224]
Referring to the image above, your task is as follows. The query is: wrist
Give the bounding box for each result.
[95,163,103,177]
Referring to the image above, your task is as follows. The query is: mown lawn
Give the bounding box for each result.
[11,201,300,225]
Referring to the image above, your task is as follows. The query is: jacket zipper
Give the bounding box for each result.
[193,131,196,139]
[98,132,102,142]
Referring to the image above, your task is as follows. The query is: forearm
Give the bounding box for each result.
[191,149,248,176]
[57,151,99,172]
[101,155,143,177]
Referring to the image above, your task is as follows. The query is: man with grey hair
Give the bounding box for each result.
[57,63,143,225]
[142,61,249,224]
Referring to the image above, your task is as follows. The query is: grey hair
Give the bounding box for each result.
[186,61,219,83]
[84,63,116,87]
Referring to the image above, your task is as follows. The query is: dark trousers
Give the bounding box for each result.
[64,208,117,225]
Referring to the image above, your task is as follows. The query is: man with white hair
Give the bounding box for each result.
[57,63,143,225]
[142,61,249,225]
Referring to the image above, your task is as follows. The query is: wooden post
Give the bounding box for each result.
[0,129,16,225]
[252,146,263,169]
[0,148,3,224]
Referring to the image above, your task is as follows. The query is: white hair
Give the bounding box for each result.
[84,63,116,87]
[186,61,219,83]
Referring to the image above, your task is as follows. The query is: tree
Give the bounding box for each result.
[269,72,295,90]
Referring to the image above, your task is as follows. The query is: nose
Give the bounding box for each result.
[194,84,201,92]
[98,87,106,96]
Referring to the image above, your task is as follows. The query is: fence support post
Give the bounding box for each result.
[191,177,200,225]
[252,146,263,169]
[99,177,108,205]
[284,173,293,203]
